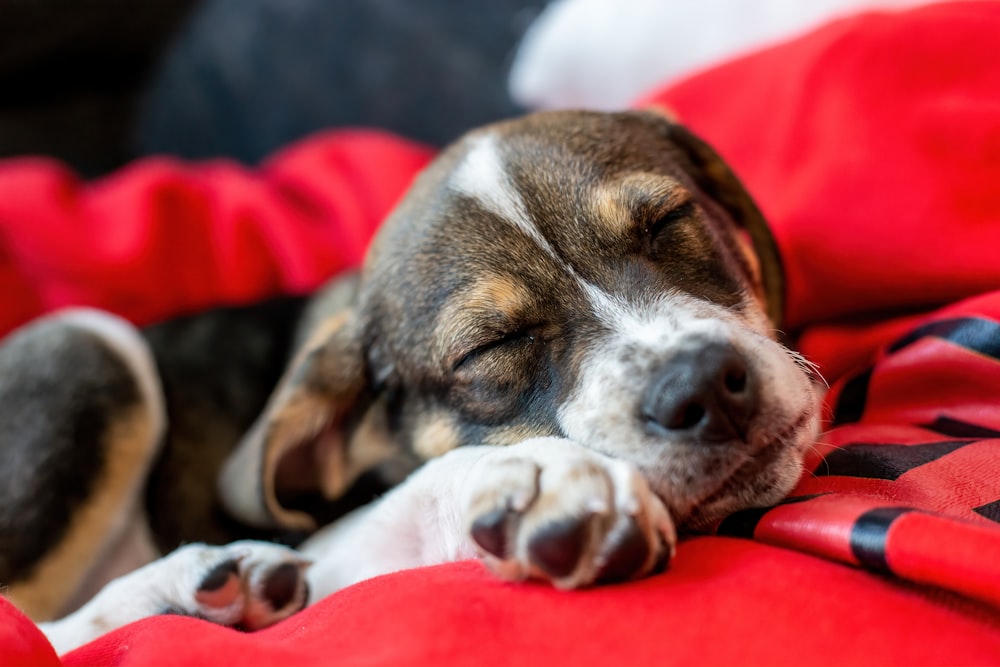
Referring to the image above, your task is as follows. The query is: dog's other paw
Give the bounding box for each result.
[463,438,676,589]
[42,541,311,654]
[162,541,311,630]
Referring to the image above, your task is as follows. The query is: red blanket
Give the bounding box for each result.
[3,2,1000,665]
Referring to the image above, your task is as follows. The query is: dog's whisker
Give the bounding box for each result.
[783,346,829,388]
[801,438,834,478]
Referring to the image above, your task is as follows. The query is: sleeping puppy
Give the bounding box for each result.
[0,110,821,652]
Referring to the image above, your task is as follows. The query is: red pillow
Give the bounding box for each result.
[0,130,433,337]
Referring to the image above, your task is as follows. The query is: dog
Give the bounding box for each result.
[0,110,821,653]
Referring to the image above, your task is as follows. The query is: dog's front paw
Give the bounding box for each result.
[462,438,676,589]
[42,541,313,654]
[162,541,311,630]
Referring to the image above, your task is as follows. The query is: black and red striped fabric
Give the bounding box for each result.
[724,300,1000,609]
[718,303,1000,607]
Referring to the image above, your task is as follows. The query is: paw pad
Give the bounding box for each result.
[194,559,242,609]
[470,507,512,559]
[262,562,302,612]
[595,518,650,583]
[527,517,591,579]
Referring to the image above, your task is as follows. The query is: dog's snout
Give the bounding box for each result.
[642,341,754,443]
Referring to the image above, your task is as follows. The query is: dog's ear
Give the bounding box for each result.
[218,308,380,532]
[644,111,785,327]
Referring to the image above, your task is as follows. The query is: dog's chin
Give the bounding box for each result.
[680,445,803,532]
[649,408,819,532]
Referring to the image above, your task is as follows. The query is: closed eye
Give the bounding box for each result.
[647,200,696,241]
[452,329,537,372]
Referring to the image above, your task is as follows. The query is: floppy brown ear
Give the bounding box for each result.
[646,111,785,327]
[218,309,375,532]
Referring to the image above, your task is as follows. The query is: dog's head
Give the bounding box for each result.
[220,110,820,533]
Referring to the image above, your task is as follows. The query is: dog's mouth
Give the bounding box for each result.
[656,408,816,531]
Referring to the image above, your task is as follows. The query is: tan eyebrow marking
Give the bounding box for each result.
[412,412,461,459]
[590,172,691,237]
[433,275,534,367]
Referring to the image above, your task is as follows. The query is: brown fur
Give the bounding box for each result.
[221,110,786,532]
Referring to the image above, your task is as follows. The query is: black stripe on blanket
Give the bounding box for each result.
[716,494,829,539]
[850,506,913,572]
[815,440,973,480]
[887,316,1000,359]
[831,317,1000,426]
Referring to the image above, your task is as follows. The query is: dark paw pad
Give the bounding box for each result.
[651,544,671,575]
[527,518,590,579]
[198,559,239,592]
[262,562,302,611]
[471,507,513,559]
[194,559,241,609]
[596,519,651,583]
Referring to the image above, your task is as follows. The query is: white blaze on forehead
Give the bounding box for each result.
[449,132,562,263]
[582,282,729,343]
[558,285,741,457]
[559,281,813,459]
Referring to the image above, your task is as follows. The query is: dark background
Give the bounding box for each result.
[0,0,546,177]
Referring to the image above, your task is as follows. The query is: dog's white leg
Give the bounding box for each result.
[301,437,676,599]
[56,505,160,618]
[299,448,486,598]
[38,541,311,655]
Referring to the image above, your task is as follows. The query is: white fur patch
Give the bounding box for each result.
[559,288,730,455]
[449,133,562,263]
[581,283,728,346]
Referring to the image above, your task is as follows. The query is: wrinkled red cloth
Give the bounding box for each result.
[22,545,1000,667]
[643,0,1000,376]
[0,130,434,336]
[4,2,1000,666]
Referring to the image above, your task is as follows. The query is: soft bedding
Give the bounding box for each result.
[2,3,1000,665]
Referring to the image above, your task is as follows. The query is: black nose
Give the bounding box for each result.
[642,341,754,443]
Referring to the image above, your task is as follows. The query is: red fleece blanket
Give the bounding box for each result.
[3,2,1000,665]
